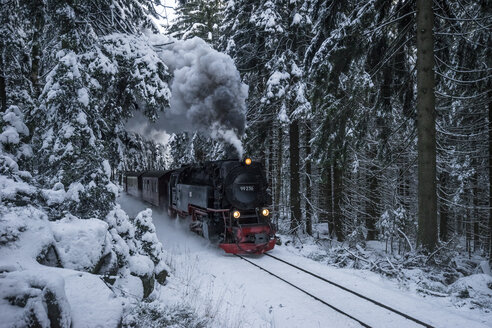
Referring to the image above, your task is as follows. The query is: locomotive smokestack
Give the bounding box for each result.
[223,143,241,160]
[127,35,248,157]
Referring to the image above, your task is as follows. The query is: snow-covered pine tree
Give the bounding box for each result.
[1,1,175,326]
[29,0,171,219]
[168,0,224,48]
[0,0,37,206]
[118,131,170,173]
[220,0,313,232]
[431,0,491,256]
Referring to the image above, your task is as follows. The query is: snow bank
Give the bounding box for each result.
[0,199,169,327]
[64,272,123,328]
[0,270,71,328]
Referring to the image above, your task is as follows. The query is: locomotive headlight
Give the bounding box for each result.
[245,158,252,165]
[262,209,270,217]
[233,210,241,219]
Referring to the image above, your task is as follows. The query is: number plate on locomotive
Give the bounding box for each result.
[239,185,255,191]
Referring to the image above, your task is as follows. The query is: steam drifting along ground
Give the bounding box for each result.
[118,193,491,328]
[126,35,248,157]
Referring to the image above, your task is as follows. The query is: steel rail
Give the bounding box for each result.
[265,253,435,328]
[235,254,373,328]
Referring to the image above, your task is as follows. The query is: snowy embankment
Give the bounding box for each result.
[0,209,124,328]
[118,193,492,328]
[0,182,169,327]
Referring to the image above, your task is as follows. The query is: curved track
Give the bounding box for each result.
[236,253,436,328]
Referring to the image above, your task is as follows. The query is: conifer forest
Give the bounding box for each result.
[0,1,491,327]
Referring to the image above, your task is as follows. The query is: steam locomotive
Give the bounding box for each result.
[124,158,277,254]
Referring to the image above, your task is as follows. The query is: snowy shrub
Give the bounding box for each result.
[0,208,27,245]
[376,206,414,253]
[449,274,492,309]
[122,301,208,328]
[133,209,163,264]
[346,225,367,248]
[105,206,170,298]
[129,209,170,297]
[0,106,31,164]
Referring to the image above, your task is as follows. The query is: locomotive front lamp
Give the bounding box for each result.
[245,158,252,165]
[262,209,270,217]
[233,210,241,219]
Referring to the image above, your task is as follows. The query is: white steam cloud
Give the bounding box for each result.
[126,35,248,157]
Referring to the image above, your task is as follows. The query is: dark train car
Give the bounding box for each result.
[141,171,172,207]
[125,171,144,198]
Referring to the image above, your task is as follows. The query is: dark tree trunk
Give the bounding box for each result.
[305,122,312,235]
[366,168,378,241]
[0,51,5,112]
[275,126,283,220]
[416,0,438,251]
[321,162,334,235]
[439,172,448,242]
[290,119,301,232]
[30,5,43,99]
[333,162,344,241]
[473,172,480,252]
[327,164,334,235]
[488,86,492,265]
[268,129,274,192]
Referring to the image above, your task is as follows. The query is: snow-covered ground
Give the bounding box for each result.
[118,193,492,328]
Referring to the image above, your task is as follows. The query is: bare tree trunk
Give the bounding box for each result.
[416,0,438,251]
[439,171,448,242]
[321,162,334,235]
[290,119,301,232]
[275,126,283,221]
[366,168,378,241]
[0,50,5,112]
[305,122,313,235]
[488,87,492,265]
[333,162,344,241]
[327,164,334,235]
[473,172,480,252]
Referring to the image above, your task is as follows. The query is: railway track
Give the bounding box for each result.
[235,253,436,328]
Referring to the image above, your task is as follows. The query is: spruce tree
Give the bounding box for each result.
[168,0,224,48]
[28,0,171,219]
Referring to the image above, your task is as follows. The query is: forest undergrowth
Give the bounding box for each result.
[278,223,492,313]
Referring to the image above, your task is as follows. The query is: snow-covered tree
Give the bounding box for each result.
[0,1,174,326]
[27,1,171,219]
[168,0,224,48]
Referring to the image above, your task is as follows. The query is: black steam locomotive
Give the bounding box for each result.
[124,158,277,254]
